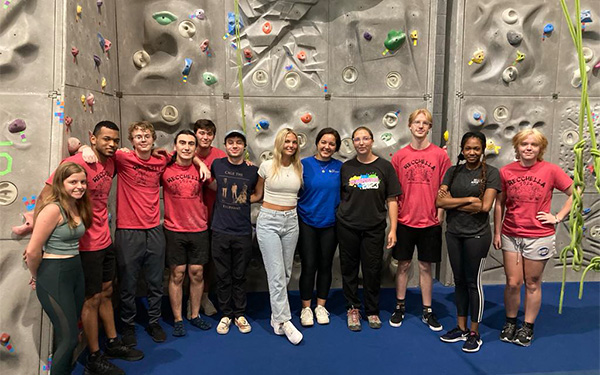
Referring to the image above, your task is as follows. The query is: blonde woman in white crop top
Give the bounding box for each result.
[253,128,304,345]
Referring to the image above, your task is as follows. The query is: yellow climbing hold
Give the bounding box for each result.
[468,49,485,65]
[486,139,501,154]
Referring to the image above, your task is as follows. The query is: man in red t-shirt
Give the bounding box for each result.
[162,130,211,337]
[390,109,451,331]
[191,119,225,316]
[40,121,143,375]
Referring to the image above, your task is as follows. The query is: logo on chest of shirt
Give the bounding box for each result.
[349,173,380,190]
[506,175,545,202]
[471,178,481,185]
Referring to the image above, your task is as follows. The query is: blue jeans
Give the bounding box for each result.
[256,207,300,323]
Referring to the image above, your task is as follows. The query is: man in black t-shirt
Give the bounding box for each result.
[208,130,259,335]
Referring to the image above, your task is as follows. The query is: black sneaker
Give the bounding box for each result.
[440,326,469,343]
[389,304,405,327]
[462,331,483,353]
[104,338,144,361]
[121,325,137,348]
[422,312,443,332]
[84,353,125,375]
[514,326,534,347]
[173,321,186,337]
[499,321,517,343]
[190,316,212,330]
[145,323,166,343]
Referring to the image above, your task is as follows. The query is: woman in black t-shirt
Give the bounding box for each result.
[436,131,501,353]
[337,126,402,332]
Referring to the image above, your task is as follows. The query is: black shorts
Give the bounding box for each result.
[393,223,442,263]
[80,244,117,297]
[165,228,210,266]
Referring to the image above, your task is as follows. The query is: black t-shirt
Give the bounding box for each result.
[441,163,501,236]
[211,158,259,235]
[337,157,402,230]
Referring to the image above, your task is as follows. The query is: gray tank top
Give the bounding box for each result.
[44,203,85,255]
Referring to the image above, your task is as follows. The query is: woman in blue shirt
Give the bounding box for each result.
[297,128,343,327]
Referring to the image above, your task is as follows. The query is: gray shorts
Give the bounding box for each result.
[501,233,556,260]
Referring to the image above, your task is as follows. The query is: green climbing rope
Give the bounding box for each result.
[557,0,600,313]
[233,0,248,153]
[579,256,600,298]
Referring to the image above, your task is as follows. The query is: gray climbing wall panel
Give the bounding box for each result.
[443,0,600,286]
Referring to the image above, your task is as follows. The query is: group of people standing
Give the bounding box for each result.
[24,108,573,374]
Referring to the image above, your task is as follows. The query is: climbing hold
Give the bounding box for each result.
[252,70,269,87]
[386,71,402,89]
[515,50,525,62]
[486,140,501,154]
[580,10,592,23]
[86,94,95,112]
[11,211,34,236]
[582,47,594,63]
[64,116,73,132]
[384,29,406,51]
[583,208,592,215]
[382,112,399,128]
[285,65,293,71]
[97,33,105,51]
[443,130,449,142]
[153,11,178,25]
[93,54,101,68]
[71,47,79,62]
[262,21,272,34]
[182,58,193,83]
[101,77,107,91]
[381,132,395,147]
[300,113,312,124]
[76,5,82,22]
[103,39,112,53]
[243,48,252,60]
[132,50,150,69]
[502,66,518,83]
[178,20,196,38]
[502,8,519,24]
[297,51,307,62]
[363,31,372,41]
[97,0,103,8]
[200,39,210,57]
[493,106,509,122]
[571,66,591,88]
[342,67,358,83]
[255,119,270,132]
[506,30,522,46]
[67,137,81,155]
[410,30,418,46]
[191,9,205,20]
[544,23,554,33]
[468,49,485,65]
[203,72,218,86]
[80,95,86,111]
[8,119,26,133]
[161,105,179,123]
[594,61,600,70]
[228,12,243,34]
[473,112,485,125]
[1,333,14,353]
[284,71,300,89]
[260,150,274,162]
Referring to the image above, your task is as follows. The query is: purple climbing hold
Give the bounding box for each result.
[8,119,26,133]
[97,0,103,7]
[363,31,372,41]
[93,54,101,67]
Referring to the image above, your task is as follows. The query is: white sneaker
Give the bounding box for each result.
[216,317,231,335]
[234,316,252,334]
[314,305,330,325]
[282,321,303,345]
[300,307,314,327]
[270,316,284,336]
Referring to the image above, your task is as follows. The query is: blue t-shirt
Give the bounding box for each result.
[298,156,343,228]
[211,158,258,235]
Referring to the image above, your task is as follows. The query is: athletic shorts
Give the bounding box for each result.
[80,244,117,297]
[501,234,556,261]
[165,228,210,266]
[393,223,442,263]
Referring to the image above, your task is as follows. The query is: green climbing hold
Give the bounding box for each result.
[152,11,178,26]
[203,72,218,86]
[384,29,406,51]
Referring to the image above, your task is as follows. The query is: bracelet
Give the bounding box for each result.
[554,215,561,224]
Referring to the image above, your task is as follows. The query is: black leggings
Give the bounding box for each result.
[445,231,491,323]
[298,219,338,301]
[36,256,85,375]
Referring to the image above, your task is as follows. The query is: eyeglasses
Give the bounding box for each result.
[133,134,153,141]
[352,136,372,143]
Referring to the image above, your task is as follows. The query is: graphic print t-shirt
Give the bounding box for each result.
[500,161,572,237]
[46,153,115,251]
[198,146,226,222]
[337,157,401,230]
[114,150,168,229]
[391,143,451,228]
[211,158,258,235]
[442,164,501,236]
[161,162,208,232]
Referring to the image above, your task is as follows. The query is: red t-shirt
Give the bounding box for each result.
[391,143,451,228]
[500,161,572,237]
[114,150,168,229]
[161,162,208,232]
[198,146,226,222]
[46,153,115,251]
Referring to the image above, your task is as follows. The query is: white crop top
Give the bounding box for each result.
[258,159,302,206]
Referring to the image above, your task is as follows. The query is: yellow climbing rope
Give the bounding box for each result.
[557,0,600,313]
[233,0,249,160]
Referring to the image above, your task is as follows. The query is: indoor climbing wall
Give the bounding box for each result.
[0,0,56,374]
[116,0,441,290]
[443,0,600,285]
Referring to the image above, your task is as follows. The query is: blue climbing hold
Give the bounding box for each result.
[182,58,193,75]
[227,12,244,35]
[581,10,592,23]
[544,23,554,33]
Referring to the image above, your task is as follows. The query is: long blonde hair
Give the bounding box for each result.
[35,162,93,229]
[271,128,302,181]
[512,128,548,161]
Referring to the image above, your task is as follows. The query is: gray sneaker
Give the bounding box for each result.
[347,308,362,332]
